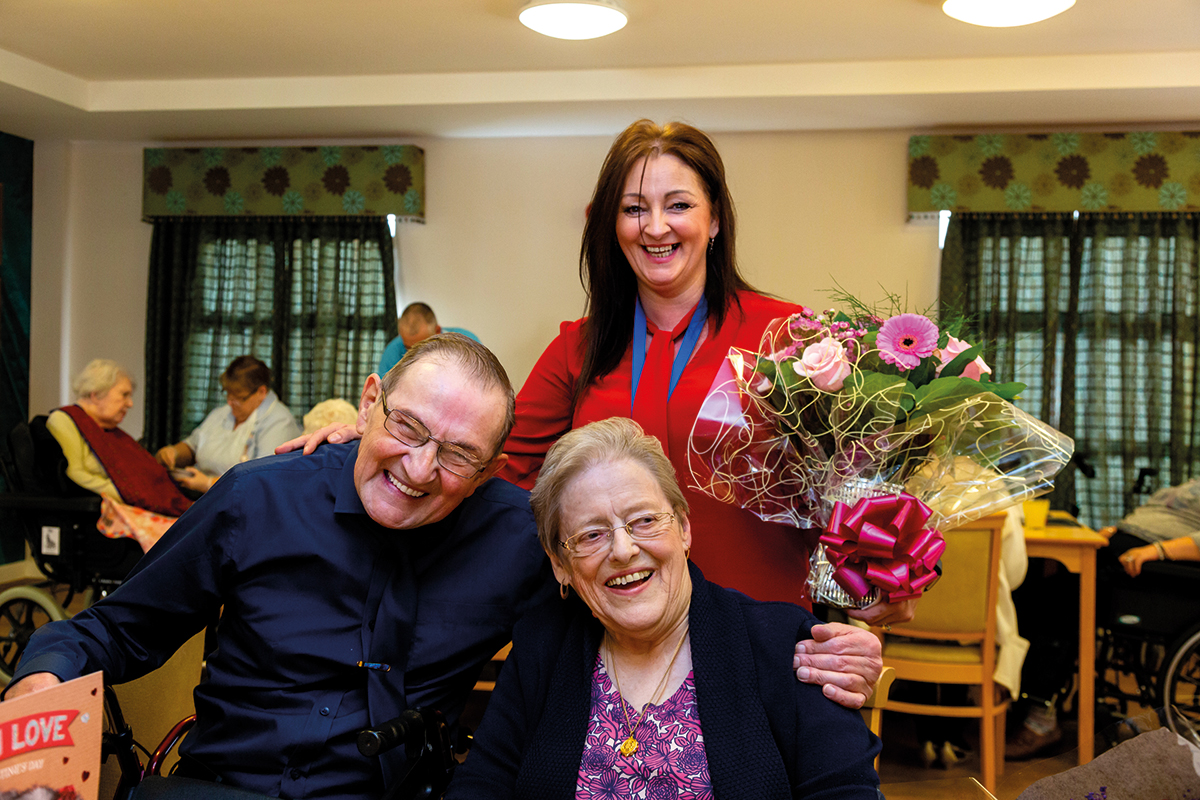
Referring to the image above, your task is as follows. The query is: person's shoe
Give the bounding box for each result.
[939,741,968,768]
[919,740,938,768]
[1006,724,1063,760]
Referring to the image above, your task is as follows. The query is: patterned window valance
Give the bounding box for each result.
[142,145,424,221]
[907,132,1200,217]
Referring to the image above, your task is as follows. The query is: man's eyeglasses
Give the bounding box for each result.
[378,394,487,479]
[559,512,676,559]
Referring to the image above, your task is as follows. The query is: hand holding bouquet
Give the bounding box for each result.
[689,300,1074,608]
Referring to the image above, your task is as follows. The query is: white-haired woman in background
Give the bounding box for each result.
[46,359,191,549]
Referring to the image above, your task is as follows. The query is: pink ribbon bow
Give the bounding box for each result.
[819,492,946,603]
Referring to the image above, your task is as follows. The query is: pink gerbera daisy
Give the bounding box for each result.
[876,313,939,370]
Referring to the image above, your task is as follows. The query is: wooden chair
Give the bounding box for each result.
[877,513,1010,793]
[98,631,206,799]
[472,641,512,693]
[860,665,895,772]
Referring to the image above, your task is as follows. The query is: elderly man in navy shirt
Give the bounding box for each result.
[5,335,554,799]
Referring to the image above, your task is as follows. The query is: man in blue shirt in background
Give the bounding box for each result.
[377,302,478,377]
[5,334,552,799]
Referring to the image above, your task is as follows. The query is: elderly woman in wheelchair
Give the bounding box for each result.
[1096,480,1200,735]
[49,359,190,514]
[45,359,193,550]
[0,360,194,680]
[1011,479,1200,760]
[1098,475,1200,576]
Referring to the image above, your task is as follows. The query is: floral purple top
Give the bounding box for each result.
[576,652,712,800]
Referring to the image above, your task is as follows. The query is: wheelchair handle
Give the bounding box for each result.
[357,709,426,758]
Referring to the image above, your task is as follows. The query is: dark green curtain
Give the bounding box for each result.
[145,218,207,451]
[941,212,1200,529]
[0,131,34,563]
[0,132,34,470]
[144,216,395,450]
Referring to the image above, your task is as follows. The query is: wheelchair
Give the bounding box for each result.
[1094,541,1200,747]
[104,700,463,800]
[0,415,144,682]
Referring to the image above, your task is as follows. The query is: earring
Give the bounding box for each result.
[707,237,715,254]
[685,546,691,560]
[560,582,570,600]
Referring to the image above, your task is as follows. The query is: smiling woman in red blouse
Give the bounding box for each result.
[498,121,912,706]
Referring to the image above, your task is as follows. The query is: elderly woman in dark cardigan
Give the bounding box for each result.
[446,417,881,800]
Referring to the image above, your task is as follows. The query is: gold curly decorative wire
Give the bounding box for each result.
[688,315,1075,534]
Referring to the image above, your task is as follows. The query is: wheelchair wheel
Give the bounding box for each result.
[1159,622,1200,745]
[0,585,67,685]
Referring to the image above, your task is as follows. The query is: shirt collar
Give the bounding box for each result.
[334,440,369,516]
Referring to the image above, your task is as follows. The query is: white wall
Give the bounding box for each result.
[29,129,941,429]
[31,141,152,436]
[29,140,70,424]
[394,135,607,384]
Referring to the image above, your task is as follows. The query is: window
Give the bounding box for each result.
[145,216,395,446]
[941,212,1200,527]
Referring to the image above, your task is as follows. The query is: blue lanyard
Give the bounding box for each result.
[631,295,709,412]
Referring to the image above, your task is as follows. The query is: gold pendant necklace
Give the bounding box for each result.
[607,625,689,758]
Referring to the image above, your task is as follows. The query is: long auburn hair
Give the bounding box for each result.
[577,120,752,397]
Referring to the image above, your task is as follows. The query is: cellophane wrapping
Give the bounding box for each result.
[688,312,1074,607]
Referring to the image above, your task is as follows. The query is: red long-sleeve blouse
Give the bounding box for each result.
[501,290,818,607]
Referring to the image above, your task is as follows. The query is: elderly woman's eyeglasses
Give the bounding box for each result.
[560,512,676,558]
[378,394,487,478]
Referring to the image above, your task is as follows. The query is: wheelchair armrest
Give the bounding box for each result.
[1140,559,1200,580]
[0,493,103,513]
[147,715,196,777]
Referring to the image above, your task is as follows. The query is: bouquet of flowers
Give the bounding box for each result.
[688,300,1074,608]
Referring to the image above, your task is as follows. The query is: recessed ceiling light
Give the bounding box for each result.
[942,0,1075,27]
[519,0,628,40]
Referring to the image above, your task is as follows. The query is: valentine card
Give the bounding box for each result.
[0,672,103,800]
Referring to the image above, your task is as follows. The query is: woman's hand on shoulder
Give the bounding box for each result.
[793,622,882,710]
[274,423,360,456]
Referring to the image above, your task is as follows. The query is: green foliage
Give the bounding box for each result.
[938,341,985,378]
[834,370,910,435]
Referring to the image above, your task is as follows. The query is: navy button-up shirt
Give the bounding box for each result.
[13,443,555,799]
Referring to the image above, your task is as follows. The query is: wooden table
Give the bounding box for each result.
[1023,510,1107,765]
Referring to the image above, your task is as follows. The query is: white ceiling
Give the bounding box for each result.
[1,0,1198,141]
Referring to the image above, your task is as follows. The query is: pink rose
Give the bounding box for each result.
[767,341,801,362]
[794,337,852,391]
[936,335,992,381]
